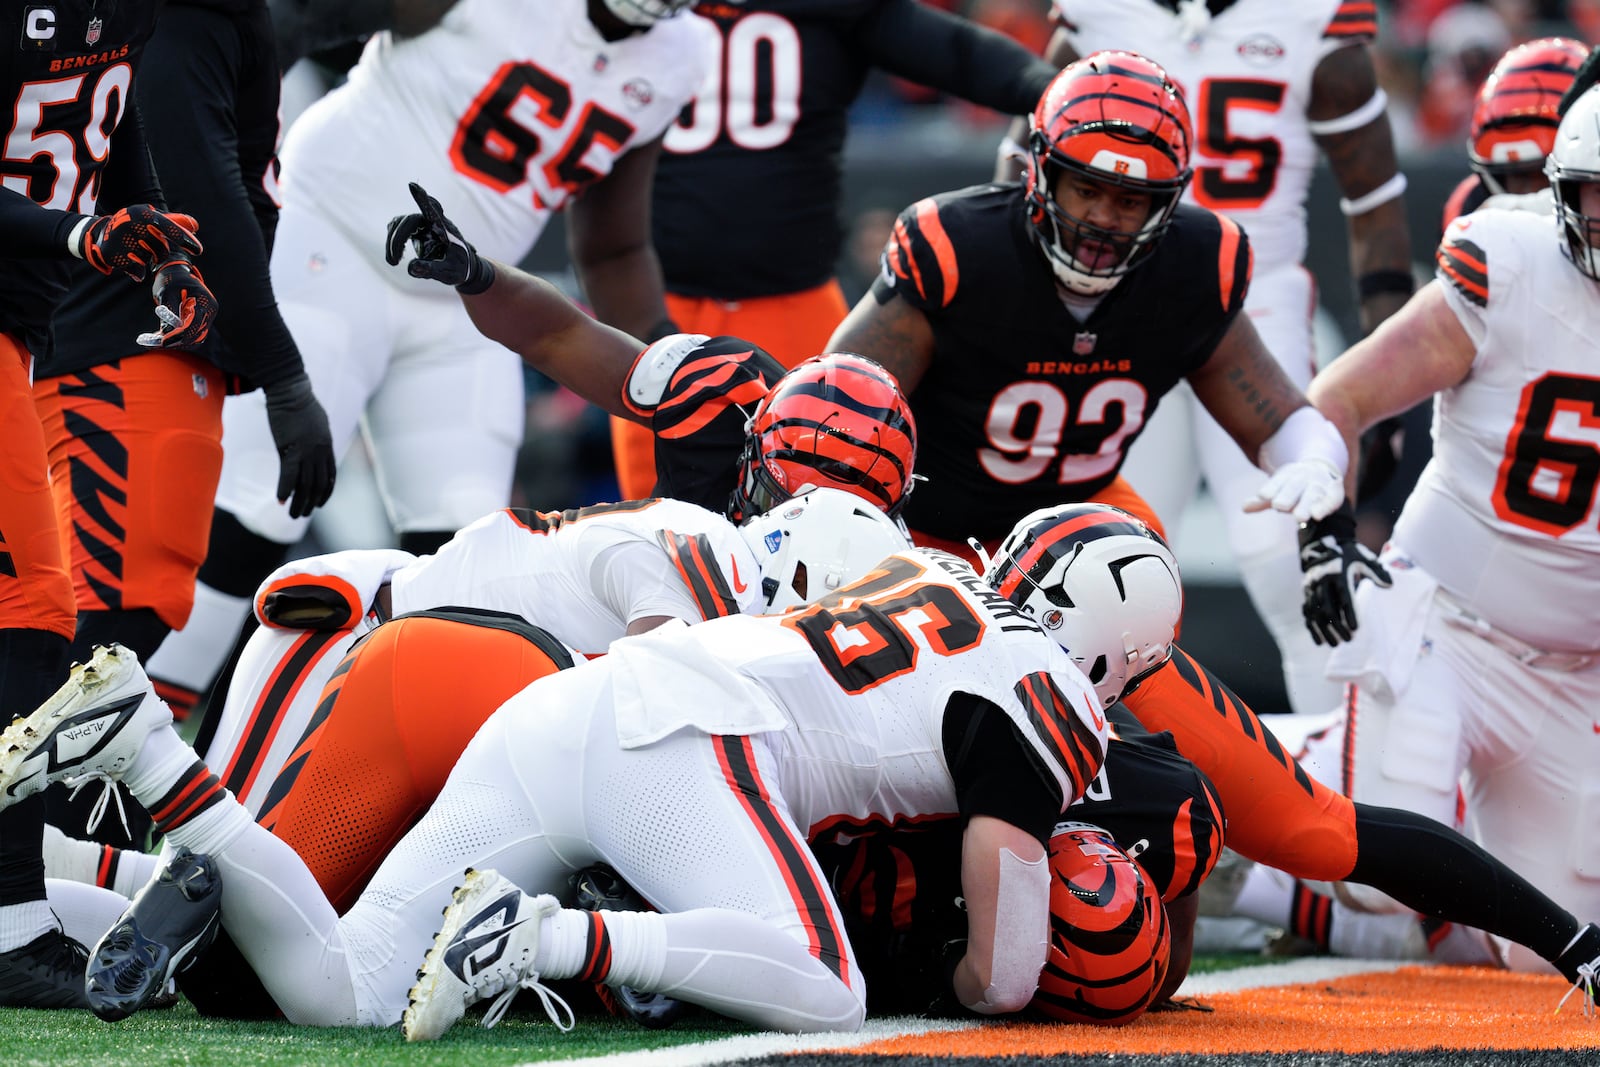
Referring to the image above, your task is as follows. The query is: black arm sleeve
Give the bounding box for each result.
[97,98,166,212]
[941,691,1062,844]
[0,188,84,258]
[858,0,1057,117]
[140,6,305,387]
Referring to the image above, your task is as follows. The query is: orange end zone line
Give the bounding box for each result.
[844,966,1600,1057]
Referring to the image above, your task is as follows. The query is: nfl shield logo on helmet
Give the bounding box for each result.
[1073,331,1097,355]
[85,16,101,44]
[763,530,784,554]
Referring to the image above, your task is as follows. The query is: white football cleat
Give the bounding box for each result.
[403,868,571,1041]
[0,644,170,825]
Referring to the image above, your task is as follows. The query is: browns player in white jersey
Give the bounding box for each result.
[998,0,1412,716]
[0,544,1107,1032]
[146,0,715,719]
[1292,85,1600,979]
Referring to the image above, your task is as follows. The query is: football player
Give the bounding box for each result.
[384,180,1600,1012]
[1286,82,1600,982]
[0,0,219,1008]
[610,0,1063,499]
[145,0,714,721]
[0,538,1111,1033]
[1441,37,1590,230]
[993,1,1413,716]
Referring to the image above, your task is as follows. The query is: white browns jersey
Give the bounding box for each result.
[1399,208,1600,651]
[278,0,715,268]
[603,548,1109,837]
[1054,0,1376,272]
[389,499,765,654]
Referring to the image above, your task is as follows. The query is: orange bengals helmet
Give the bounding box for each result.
[1031,822,1171,1026]
[1469,37,1590,194]
[730,353,918,522]
[1025,51,1193,296]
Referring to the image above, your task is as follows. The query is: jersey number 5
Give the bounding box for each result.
[2,66,132,212]
[782,557,986,694]
[1186,78,1287,211]
[451,61,635,201]
[1492,372,1600,536]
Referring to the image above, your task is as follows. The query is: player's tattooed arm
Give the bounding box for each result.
[1311,43,1414,336]
[825,284,936,393]
[1187,313,1309,462]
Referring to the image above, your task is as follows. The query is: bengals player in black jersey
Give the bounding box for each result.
[0,0,220,1008]
[608,0,1063,500]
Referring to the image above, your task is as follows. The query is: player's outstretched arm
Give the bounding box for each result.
[386,182,645,419]
[993,29,1079,183]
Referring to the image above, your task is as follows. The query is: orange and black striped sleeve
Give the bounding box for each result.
[1436,230,1489,309]
[1214,211,1253,315]
[880,197,961,310]
[1322,0,1378,41]
[656,529,741,620]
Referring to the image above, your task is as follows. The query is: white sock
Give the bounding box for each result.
[44,879,128,950]
[40,824,161,898]
[0,901,57,951]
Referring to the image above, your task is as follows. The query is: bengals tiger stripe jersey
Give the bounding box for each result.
[1053,0,1375,274]
[1401,207,1600,651]
[620,333,786,513]
[814,703,1223,1016]
[0,1,159,356]
[879,185,1250,540]
[388,498,765,655]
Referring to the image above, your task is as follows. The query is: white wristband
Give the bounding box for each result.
[1307,87,1389,136]
[1340,172,1408,217]
[1258,406,1349,475]
[66,217,92,259]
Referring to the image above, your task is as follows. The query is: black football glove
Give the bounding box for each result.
[1298,503,1393,647]
[262,373,337,519]
[138,259,219,349]
[383,182,496,294]
[79,205,204,282]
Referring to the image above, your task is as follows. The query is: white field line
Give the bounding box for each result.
[528,958,1415,1067]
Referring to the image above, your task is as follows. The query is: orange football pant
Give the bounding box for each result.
[33,353,224,631]
[0,332,74,639]
[611,279,852,500]
[260,612,570,912]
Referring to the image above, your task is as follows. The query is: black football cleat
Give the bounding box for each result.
[572,865,686,1029]
[86,847,222,1021]
[0,927,91,1009]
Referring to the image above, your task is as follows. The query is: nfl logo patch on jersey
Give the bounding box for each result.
[1073,332,1097,355]
[85,16,101,45]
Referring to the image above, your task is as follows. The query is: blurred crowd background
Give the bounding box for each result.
[293,0,1597,711]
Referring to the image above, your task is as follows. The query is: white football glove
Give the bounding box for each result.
[1243,458,1345,522]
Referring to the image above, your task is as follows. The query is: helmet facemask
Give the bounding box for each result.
[1023,52,1194,297]
[1546,84,1600,281]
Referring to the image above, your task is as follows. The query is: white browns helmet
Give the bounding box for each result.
[738,486,912,612]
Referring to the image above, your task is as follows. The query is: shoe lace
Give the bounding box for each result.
[478,971,574,1033]
[1556,958,1597,1018]
[63,773,129,839]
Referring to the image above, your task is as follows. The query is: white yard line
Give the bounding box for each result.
[531,958,1415,1067]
